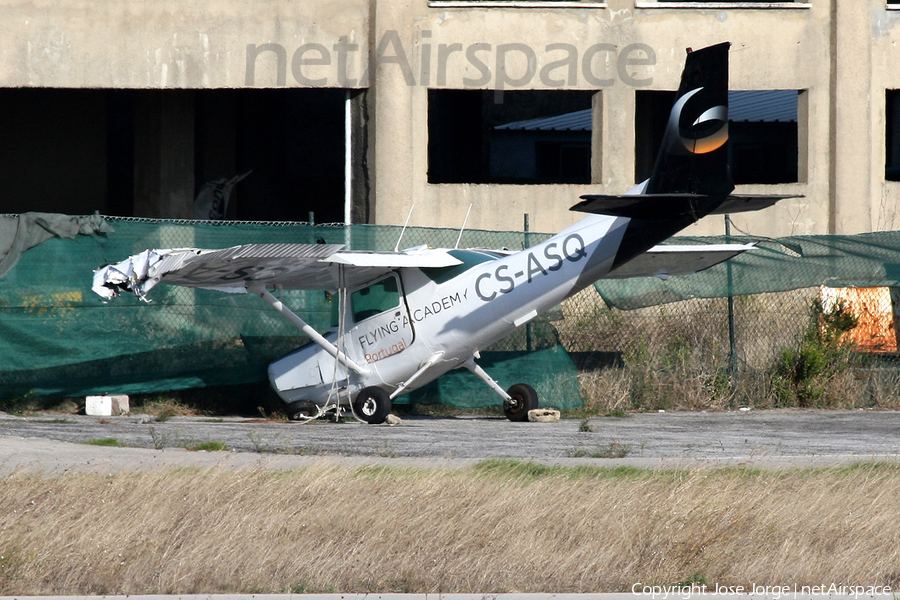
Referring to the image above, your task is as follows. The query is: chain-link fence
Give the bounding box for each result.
[561,284,900,412]
[3,214,900,412]
[0,216,581,408]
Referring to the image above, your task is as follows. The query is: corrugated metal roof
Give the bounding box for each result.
[729,90,798,123]
[495,90,798,131]
[495,108,593,131]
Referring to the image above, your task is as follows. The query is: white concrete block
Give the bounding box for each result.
[528,408,560,422]
[85,395,130,416]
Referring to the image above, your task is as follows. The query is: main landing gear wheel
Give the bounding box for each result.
[354,386,392,424]
[504,383,538,422]
[285,400,314,420]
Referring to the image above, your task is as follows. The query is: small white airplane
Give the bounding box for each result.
[93,42,796,424]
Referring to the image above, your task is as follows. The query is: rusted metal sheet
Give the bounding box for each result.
[820,287,897,352]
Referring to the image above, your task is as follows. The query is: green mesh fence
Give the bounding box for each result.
[594,231,900,310]
[578,231,900,410]
[0,216,582,409]
[6,215,900,411]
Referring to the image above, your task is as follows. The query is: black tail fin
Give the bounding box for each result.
[571,41,800,222]
[646,42,732,198]
[569,42,799,274]
[572,42,745,219]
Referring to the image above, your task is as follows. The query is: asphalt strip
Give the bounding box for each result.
[1,436,900,475]
[4,410,900,473]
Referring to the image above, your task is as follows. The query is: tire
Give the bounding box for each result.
[354,386,392,424]
[504,383,538,422]
[284,400,315,420]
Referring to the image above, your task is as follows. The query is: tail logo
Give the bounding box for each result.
[668,87,728,155]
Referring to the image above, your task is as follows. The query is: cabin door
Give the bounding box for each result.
[345,273,414,365]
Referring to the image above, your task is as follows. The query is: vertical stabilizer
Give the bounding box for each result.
[569,41,797,274]
[645,42,733,199]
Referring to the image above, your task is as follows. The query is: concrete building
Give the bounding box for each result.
[2,0,900,238]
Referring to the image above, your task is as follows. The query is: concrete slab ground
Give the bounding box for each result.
[2,409,900,473]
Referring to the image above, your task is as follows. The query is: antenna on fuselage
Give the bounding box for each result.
[454,204,473,250]
[393,204,415,252]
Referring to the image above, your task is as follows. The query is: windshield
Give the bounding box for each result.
[421,249,503,285]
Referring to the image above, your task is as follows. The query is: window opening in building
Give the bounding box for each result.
[0,88,112,216]
[428,89,594,184]
[229,88,347,222]
[430,0,603,4]
[635,89,800,185]
[0,87,349,222]
[886,90,900,182]
[651,0,799,3]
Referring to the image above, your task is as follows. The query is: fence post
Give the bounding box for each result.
[524,213,533,352]
[725,215,737,387]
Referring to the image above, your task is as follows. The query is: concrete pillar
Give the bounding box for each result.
[602,74,639,191]
[370,0,416,226]
[133,90,195,219]
[349,88,373,224]
[590,91,603,184]
[830,0,873,234]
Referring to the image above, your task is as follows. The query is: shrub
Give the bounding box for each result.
[772,299,859,407]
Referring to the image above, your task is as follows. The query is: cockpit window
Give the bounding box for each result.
[422,249,502,285]
[351,275,400,322]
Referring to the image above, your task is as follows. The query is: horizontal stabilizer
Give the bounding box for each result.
[571,193,802,219]
[707,194,803,214]
[604,243,755,280]
[571,194,705,219]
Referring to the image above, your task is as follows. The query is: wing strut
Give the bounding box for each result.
[389,352,444,400]
[248,284,371,377]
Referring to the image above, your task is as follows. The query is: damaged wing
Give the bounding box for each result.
[92,243,463,300]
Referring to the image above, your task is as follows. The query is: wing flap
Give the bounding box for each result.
[325,248,463,268]
[604,243,755,280]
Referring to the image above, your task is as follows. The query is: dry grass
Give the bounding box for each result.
[2,461,900,594]
[578,369,632,413]
[576,362,900,414]
[129,397,204,419]
[563,287,900,412]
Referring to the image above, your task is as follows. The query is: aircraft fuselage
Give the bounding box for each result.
[269,213,630,403]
